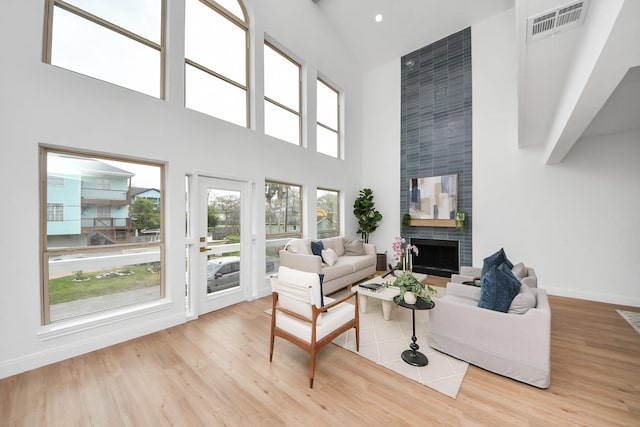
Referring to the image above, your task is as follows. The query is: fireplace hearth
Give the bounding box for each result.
[411,238,459,277]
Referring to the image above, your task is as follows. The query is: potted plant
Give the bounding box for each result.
[391,271,436,305]
[353,188,382,243]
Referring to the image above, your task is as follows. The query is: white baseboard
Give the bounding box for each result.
[545,287,640,308]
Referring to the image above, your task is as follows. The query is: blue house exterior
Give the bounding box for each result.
[47,154,134,246]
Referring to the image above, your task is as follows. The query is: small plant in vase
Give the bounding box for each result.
[392,271,436,305]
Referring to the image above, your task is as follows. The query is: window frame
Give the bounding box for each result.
[42,0,167,99]
[263,41,302,145]
[316,78,341,158]
[40,146,166,325]
[184,0,250,127]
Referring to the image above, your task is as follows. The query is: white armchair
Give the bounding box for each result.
[429,282,550,388]
[270,266,359,388]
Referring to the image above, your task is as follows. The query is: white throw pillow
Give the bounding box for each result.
[508,283,537,314]
[322,248,338,266]
[285,238,310,255]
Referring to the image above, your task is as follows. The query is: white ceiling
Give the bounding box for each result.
[313,0,515,70]
[312,0,639,160]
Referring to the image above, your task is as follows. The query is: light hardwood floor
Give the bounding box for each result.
[1,293,639,426]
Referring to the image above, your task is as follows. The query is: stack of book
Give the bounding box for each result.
[358,282,384,292]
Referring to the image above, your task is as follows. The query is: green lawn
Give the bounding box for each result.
[49,264,161,305]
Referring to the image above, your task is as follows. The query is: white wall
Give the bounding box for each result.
[360,59,401,261]
[0,0,365,378]
[473,10,640,306]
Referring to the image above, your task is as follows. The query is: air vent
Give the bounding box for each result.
[527,0,589,42]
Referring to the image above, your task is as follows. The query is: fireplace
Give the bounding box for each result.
[411,238,459,277]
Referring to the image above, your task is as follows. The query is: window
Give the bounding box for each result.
[264,43,301,145]
[185,0,249,127]
[265,181,301,275]
[43,0,164,98]
[95,178,111,190]
[317,188,339,238]
[96,206,111,218]
[41,148,164,324]
[317,79,340,158]
[47,203,64,222]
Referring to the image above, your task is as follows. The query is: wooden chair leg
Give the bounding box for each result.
[309,351,317,388]
[355,323,360,352]
[269,329,275,362]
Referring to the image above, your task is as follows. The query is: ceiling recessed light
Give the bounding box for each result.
[375,14,383,22]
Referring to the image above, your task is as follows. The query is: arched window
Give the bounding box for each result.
[43,0,165,98]
[184,0,249,127]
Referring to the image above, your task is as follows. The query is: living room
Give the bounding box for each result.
[1,0,639,424]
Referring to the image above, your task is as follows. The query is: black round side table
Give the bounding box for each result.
[395,296,435,367]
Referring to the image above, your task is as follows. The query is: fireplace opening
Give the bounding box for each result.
[411,238,459,277]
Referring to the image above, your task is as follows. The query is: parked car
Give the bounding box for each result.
[207,256,240,293]
[206,256,280,293]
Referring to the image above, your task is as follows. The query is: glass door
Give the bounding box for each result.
[198,176,247,314]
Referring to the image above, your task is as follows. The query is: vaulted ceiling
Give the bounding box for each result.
[312,0,640,163]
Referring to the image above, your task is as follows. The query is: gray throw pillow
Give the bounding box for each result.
[508,283,537,314]
[343,239,366,256]
[511,262,528,280]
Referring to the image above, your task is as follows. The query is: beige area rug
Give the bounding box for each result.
[266,287,468,399]
[332,290,468,399]
[617,310,640,335]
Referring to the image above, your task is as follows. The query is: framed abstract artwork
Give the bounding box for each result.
[408,174,458,225]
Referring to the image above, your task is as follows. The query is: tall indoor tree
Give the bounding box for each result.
[353,188,382,243]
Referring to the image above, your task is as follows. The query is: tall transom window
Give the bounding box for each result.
[264,43,302,145]
[185,0,249,127]
[43,0,164,98]
[317,79,340,158]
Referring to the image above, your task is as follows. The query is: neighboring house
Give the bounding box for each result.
[47,155,133,247]
[317,207,337,238]
[131,187,161,206]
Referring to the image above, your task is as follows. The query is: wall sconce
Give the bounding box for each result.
[455,211,466,230]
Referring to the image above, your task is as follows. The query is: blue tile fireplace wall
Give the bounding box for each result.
[400,27,472,275]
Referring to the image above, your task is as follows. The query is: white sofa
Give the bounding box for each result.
[429,281,551,388]
[279,236,376,295]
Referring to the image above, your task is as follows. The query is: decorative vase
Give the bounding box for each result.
[403,291,417,305]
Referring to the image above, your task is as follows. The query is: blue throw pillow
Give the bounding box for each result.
[311,240,324,258]
[478,262,521,312]
[482,248,513,276]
